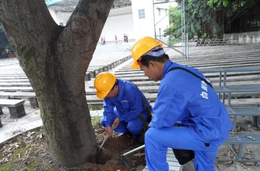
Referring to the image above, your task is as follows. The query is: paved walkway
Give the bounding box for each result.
[0,101,103,145]
[142,148,182,171]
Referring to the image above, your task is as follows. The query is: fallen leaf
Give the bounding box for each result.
[133,152,145,157]
[246,136,256,141]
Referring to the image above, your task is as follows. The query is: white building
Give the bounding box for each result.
[46,0,176,43]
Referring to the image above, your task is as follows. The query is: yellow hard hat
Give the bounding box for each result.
[94,72,116,99]
[131,37,162,69]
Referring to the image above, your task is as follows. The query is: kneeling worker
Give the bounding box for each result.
[131,37,233,171]
[94,72,152,142]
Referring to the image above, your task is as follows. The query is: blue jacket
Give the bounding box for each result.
[150,60,232,146]
[103,79,152,127]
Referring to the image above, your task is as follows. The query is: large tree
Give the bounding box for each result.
[0,0,113,167]
[208,0,260,33]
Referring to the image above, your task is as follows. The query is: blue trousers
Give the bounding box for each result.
[145,127,219,171]
[100,108,148,140]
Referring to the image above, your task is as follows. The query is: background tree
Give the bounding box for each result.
[164,6,181,46]
[186,0,222,39]
[0,0,114,167]
[165,0,222,43]
[165,0,260,41]
[208,0,260,33]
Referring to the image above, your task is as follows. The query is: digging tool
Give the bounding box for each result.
[122,144,145,157]
[120,144,145,168]
[98,134,109,151]
[96,134,109,163]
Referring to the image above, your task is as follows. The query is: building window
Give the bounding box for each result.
[138,9,145,19]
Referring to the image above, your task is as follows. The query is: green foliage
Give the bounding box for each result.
[186,0,222,39]
[165,0,225,40]
[0,145,37,171]
[24,158,41,171]
[88,104,93,111]
[207,0,246,10]
[165,0,259,40]
[207,0,260,33]
[168,37,182,47]
[207,0,231,7]
[164,6,182,45]
[0,161,14,171]
[91,116,102,129]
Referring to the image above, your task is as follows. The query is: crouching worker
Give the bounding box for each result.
[94,72,152,143]
[131,37,233,171]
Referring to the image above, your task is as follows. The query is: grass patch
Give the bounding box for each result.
[12,146,31,160]
[91,115,102,129]
[0,161,14,171]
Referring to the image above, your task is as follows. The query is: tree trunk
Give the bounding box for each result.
[0,0,113,166]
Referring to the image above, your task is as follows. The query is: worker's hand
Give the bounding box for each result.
[112,117,120,129]
[104,133,109,141]
[105,126,113,137]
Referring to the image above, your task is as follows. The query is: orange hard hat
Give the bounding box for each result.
[131,37,162,69]
[94,72,116,99]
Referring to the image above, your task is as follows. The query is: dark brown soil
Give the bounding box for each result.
[0,126,146,171]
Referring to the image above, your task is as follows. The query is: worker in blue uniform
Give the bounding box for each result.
[94,72,152,142]
[130,37,233,171]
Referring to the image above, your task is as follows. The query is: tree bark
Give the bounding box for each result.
[0,0,113,166]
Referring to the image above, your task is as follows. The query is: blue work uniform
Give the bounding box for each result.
[145,60,233,171]
[100,79,152,140]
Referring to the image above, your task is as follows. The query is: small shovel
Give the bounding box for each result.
[99,135,108,150]
[96,134,109,163]
[97,134,109,154]
[120,144,145,168]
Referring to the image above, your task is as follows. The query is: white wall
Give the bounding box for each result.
[132,0,155,40]
[154,2,177,43]
[99,7,134,43]
[48,7,70,26]
[224,31,260,44]
[48,8,58,23]
[154,8,169,38]
[48,6,135,42]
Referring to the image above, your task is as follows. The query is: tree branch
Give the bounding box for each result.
[55,0,114,83]
[0,0,57,55]
[226,0,258,24]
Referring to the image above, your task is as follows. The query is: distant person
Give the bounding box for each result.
[115,35,117,44]
[103,36,106,45]
[125,34,128,43]
[123,34,126,42]
[100,37,103,45]
[94,72,152,143]
[130,37,233,171]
